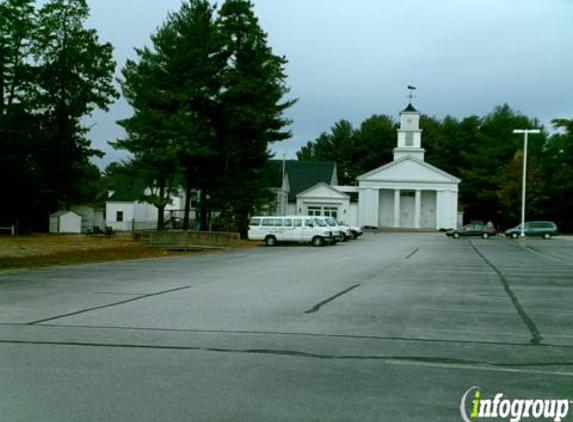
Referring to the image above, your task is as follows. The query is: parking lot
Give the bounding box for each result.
[1,233,572,421]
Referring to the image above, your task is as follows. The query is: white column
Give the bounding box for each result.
[358,187,380,227]
[436,190,456,230]
[415,189,421,229]
[393,189,401,228]
[435,190,443,230]
[452,190,459,228]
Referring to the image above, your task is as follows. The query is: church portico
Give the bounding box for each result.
[360,186,441,229]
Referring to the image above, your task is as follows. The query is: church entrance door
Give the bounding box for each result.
[400,192,415,228]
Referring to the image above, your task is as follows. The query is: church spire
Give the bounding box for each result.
[393,93,425,161]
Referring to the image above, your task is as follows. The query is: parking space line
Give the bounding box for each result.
[416,307,512,314]
[404,247,419,260]
[500,237,573,265]
[385,359,573,377]
[525,245,573,265]
[27,285,193,325]
[304,284,361,314]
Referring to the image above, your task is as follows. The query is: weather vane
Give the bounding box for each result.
[407,84,417,101]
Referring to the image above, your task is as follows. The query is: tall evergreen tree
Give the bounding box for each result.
[214,0,294,236]
[161,0,225,230]
[116,0,224,231]
[0,0,35,112]
[0,0,39,229]
[116,0,294,235]
[34,0,118,211]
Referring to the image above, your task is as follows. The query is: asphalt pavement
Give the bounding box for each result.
[1,233,572,421]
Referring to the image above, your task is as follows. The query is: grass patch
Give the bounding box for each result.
[0,244,188,270]
[0,233,257,270]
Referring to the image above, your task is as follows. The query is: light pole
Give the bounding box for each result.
[512,129,541,237]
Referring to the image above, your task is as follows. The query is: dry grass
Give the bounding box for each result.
[0,233,192,270]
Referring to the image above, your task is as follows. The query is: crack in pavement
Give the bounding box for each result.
[469,241,543,346]
[27,285,193,325]
[10,323,572,348]
[1,338,573,376]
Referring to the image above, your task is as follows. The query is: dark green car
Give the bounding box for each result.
[446,224,497,239]
[504,221,558,239]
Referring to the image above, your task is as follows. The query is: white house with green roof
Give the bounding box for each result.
[106,176,185,231]
[268,160,342,216]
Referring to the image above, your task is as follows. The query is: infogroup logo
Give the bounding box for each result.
[460,386,571,422]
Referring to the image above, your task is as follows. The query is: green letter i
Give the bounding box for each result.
[470,390,481,417]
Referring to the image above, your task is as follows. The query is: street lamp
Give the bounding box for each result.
[512,129,541,238]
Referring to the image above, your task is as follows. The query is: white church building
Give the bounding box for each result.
[291,103,461,230]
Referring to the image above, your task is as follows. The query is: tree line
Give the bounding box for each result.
[297,105,573,230]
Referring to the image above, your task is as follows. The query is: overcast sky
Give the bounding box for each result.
[84,0,573,168]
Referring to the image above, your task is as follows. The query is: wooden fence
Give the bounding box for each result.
[139,230,240,250]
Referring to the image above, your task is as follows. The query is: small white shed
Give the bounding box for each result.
[49,211,82,234]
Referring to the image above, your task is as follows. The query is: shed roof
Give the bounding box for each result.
[50,210,80,218]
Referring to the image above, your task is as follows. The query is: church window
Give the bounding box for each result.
[324,207,338,218]
[308,206,321,216]
[405,132,414,146]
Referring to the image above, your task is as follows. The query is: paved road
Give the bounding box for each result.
[1,234,572,421]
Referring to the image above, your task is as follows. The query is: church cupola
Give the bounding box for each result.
[393,102,425,161]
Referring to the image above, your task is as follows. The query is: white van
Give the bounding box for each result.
[321,217,347,242]
[248,216,335,247]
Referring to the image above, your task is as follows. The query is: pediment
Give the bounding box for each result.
[357,157,460,183]
[296,182,349,199]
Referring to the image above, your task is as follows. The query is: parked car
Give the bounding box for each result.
[248,216,335,246]
[336,220,364,239]
[504,221,558,239]
[446,223,497,239]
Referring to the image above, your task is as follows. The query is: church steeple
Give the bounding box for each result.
[393,102,425,161]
